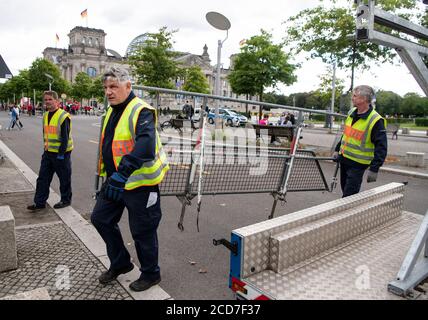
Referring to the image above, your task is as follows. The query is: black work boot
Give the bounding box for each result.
[27,204,46,211]
[53,201,71,209]
[98,264,134,284]
[129,277,161,292]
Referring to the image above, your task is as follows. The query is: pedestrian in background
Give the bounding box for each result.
[27,90,73,211]
[12,105,23,129]
[6,105,17,130]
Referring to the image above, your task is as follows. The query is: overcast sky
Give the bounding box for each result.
[0,0,425,96]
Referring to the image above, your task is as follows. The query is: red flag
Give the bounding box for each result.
[81,9,88,18]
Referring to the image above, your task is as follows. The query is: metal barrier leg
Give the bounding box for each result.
[178,202,187,232]
[177,195,193,232]
[269,198,278,220]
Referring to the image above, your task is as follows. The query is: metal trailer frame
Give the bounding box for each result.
[355,0,428,96]
[355,0,428,297]
[388,210,428,297]
[227,183,428,300]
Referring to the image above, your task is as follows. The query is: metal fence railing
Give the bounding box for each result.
[96,86,343,231]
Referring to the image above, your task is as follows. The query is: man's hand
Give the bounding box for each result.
[367,170,378,183]
[104,172,127,202]
[57,154,65,160]
[332,151,339,162]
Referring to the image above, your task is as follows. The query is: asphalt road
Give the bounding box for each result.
[1,111,428,300]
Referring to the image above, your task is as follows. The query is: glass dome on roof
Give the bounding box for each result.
[126,33,150,56]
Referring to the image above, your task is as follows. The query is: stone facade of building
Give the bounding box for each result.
[43,27,257,113]
[43,27,129,84]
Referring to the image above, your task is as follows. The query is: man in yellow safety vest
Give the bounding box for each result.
[91,67,169,292]
[333,85,387,197]
[27,90,73,211]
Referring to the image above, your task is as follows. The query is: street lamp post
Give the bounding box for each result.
[329,60,337,133]
[44,73,53,91]
[206,11,231,130]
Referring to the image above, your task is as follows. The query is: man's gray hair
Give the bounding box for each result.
[354,85,375,104]
[43,90,59,100]
[102,66,131,83]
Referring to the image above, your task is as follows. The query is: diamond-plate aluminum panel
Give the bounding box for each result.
[270,194,403,272]
[245,212,423,300]
[234,183,404,278]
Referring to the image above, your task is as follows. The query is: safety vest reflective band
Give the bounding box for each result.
[340,108,385,165]
[43,108,73,153]
[98,97,169,190]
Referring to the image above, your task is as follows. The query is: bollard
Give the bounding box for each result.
[0,206,18,272]
[406,152,425,168]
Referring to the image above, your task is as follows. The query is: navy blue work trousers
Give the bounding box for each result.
[34,152,72,206]
[340,161,366,198]
[91,185,162,282]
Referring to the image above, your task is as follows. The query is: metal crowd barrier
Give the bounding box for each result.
[159,125,333,231]
[95,85,344,231]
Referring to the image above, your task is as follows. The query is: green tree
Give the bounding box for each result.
[28,58,69,94]
[228,30,297,119]
[0,81,13,103]
[284,0,418,73]
[305,91,324,110]
[401,92,428,117]
[71,72,92,104]
[90,76,105,102]
[375,90,402,116]
[1,71,31,103]
[128,27,180,89]
[182,66,210,94]
[317,68,345,111]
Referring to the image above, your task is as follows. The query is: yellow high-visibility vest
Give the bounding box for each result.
[43,108,73,153]
[340,107,386,165]
[98,97,169,190]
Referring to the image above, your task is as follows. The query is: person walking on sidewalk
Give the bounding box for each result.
[6,105,17,130]
[91,67,169,292]
[333,85,387,197]
[11,105,23,130]
[27,91,73,211]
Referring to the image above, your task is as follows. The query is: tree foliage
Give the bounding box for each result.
[400,92,428,117]
[317,67,345,111]
[284,0,419,71]
[128,27,180,89]
[90,76,105,102]
[71,72,92,101]
[375,90,402,116]
[28,58,68,94]
[228,30,297,104]
[182,66,210,94]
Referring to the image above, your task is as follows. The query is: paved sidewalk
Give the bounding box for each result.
[0,141,171,300]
